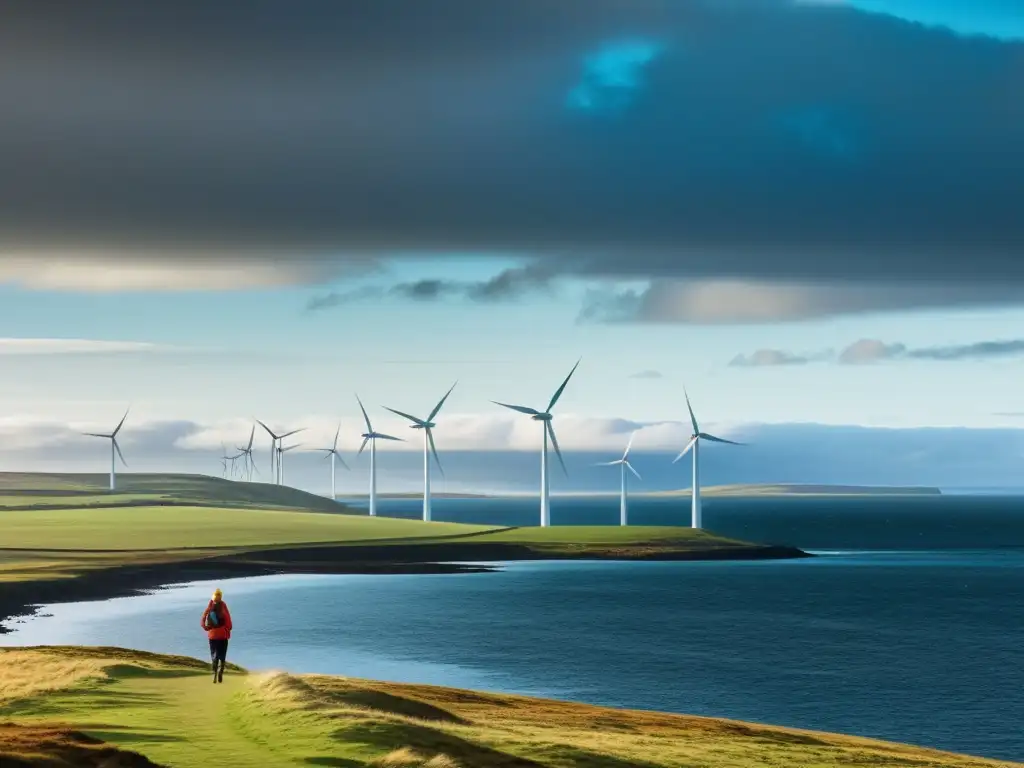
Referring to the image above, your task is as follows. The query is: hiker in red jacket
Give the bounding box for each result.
[201,588,233,683]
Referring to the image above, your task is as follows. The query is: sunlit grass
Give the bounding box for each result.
[0,647,1013,768]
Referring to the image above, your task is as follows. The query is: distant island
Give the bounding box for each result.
[650,483,943,497]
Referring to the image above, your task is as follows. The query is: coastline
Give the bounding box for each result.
[0,539,809,634]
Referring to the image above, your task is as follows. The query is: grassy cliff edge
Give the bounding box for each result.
[0,646,1016,768]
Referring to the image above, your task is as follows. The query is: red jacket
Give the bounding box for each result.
[201,600,232,640]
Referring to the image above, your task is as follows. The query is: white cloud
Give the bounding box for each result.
[0,254,366,292]
[0,338,167,355]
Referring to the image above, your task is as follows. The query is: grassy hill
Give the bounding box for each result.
[0,646,1015,768]
[0,471,352,513]
[652,483,943,497]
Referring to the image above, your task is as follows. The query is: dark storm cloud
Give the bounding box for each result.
[0,0,1023,302]
[730,338,1024,367]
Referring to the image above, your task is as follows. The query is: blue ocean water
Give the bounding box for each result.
[4,495,1024,761]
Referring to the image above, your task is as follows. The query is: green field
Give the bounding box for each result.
[0,646,1014,768]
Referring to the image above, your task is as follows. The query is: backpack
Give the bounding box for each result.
[205,602,222,629]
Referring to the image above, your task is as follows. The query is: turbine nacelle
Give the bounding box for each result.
[531,412,554,422]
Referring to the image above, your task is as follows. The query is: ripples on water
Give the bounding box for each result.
[4,495,1024,761]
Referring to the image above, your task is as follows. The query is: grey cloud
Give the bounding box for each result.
[580,280,1024,324]
[729,349,813,367]
[306,265,556,311]
[0,1,1021,307]
[730,337,1024,367]
[628,370,664,379]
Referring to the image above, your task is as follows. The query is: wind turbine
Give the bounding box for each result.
[256,420,304,484]
[671,390,744,529]
[83,408,129,491]
[278,442,301,486]
[494,359,580,527]
[384,381,457,522]
[596,432,642,526]
[312,424,349,501]
[356,395,403,517]
[236,426,259,481]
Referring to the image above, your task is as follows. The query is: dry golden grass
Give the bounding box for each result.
[372,747,461,767]
[0,723,162,767]
[0,651,109,702]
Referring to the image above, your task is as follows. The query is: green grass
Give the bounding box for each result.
[0,647,1016,768]
[0,506,495,551]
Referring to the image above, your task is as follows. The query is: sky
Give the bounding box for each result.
[0,0,1022,494]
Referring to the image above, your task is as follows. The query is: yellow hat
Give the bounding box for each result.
[212,589,223,600]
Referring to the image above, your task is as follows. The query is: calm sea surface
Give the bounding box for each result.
[4,495,1024,761]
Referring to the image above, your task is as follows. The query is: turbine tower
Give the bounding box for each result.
[313,424,349,501]
[596,432,641,526]
[671,390,743,529]
[384,381,457,522]
[494,359,580,527]
[256,420,304,485]
[356,395,403,517]
[278,442,301,486]
[83,408,129,491]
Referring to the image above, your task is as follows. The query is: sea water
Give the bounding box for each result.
[4,495,1024,761]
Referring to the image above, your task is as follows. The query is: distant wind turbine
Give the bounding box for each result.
[83,408,129,491]
[236,426,259,481]
[494,359,580,527]
[384,381,457,522]
[671,390,744,529]
[355,395,403,517]
[256,420,304,484]
[312,424,349,501]
[596,432,642,526]
[278,442,301,486]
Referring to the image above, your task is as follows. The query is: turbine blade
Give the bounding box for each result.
[594,460,621,466]
[426,428,443,476]
[625,460,642,480]
[333,423,341,452]
[256,419,277,440]
[547,358,581,412]
[428,381,458,422]
[250,460,261,476]
[375,433,404,441]
[623,431,636,460]
[357,437,370,456]
[280,427,305,439]
[492,401,541,416]
[246,425,255,451]
[672,436,698,464]
[684,389,699,434]
[356,394,373,432]
[383,406,425,426]
[547,422,567,476]
[699,432,744,446]
[337,453,350,470]
[113,407,130,436]
[113,438,127,467]
[83,432,110,438]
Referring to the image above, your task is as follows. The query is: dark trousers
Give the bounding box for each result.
[209,638,229,665]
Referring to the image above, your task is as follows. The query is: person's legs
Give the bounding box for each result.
[208,639,219,682]
[217,640,229,682]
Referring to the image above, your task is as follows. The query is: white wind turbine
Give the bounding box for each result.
[236,426,259,482]
[356,395,403,517]
[278,442,301,486]
[672,390,744,529]
[312,424,349,501]
[256,420,304,484]
[494,359,580,527]
[83,408,129,491]
[596,432,642,526]
[384,381,457,522]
